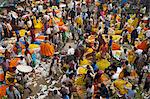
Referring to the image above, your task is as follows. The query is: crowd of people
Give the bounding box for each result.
[0,0,149,99]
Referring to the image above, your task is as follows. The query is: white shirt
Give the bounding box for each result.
[67,48,75,55]
[137,26,141,34]
[27,20,32,28]
[43,15,50,21]
[19,58,27,66]
[38,5,43,12]
[32,7,37,12]
[7,23,12,31]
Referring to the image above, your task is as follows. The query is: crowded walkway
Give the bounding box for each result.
[0,0,149,99]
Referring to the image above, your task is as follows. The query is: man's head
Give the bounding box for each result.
[54,90,57,95]
[9,85,14,91]
[110,36,112,39]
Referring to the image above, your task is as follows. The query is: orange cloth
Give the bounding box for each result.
[36,35,45,40]
[137,40,148,50]
[40,42,54,56]
[130,70,138,78]
[0,68,4,81]
[0,85,8,98]
[9,58,20,68]
[112,43,120,50]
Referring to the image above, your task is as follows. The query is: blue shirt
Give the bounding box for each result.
[91,63,98,72]
[108,39,113,46]
[125,89,135,99]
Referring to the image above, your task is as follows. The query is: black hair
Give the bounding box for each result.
[54,90,57,94]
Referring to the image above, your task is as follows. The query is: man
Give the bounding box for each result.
[108,36,113,57]
[67,46,75,55]
[70,22,75,40]
[38,4,43,13]
[131,29,138,45]
[6,85,21,99]
[69,8,76,22]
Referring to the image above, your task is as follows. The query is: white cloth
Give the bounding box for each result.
[38,5,43,12]
[19,59,27,66]
[27,20,32,28]
[43,15,50,21]
[67,48,75,55]
[136,26,141,34]
[18,20,24,28]
[32,7,37,12]
[112,67,123,79]
[46,28,51,34]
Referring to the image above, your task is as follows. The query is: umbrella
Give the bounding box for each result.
[29,44,39,49]
[113,79,132,95]
[77,67,87,75]
[96,59,110,70]
[79,59,90,66]
[0,85,8,98]
[17,65,33,73]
